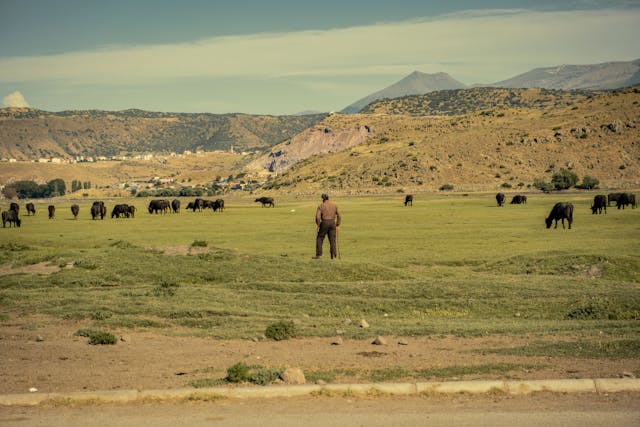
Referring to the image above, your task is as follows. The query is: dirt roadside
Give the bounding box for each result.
[1,314,638,395]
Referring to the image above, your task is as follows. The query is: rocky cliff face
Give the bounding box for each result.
[246,115,375,175]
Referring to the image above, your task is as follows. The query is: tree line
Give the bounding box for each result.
[1,179,93,199]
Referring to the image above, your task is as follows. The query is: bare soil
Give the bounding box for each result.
[1,314,638,395]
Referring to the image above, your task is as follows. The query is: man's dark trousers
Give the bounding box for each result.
[316,219,337,258]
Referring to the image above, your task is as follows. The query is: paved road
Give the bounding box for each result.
[2,393,639,427]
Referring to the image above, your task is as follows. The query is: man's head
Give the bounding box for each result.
[321,193,329,201]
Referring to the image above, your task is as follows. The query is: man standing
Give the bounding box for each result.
[314,193,341,259]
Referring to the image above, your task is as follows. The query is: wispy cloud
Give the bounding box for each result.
[1,7,638,113]
[1,8,638,86]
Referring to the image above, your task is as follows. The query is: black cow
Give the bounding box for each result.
[255,197,275,208]
[48,205,55,219]
[607,193,623,206]
[545,202,573,229]
[617,193,637,210]
[191,198,205,212]
[591,195,607,214]
[495,192,505,207]
[148,199,170,214]
[404,195,413,206]
[171,199,180,213]
[128,205,136,218]
[71,204,79,219]
[26,202,35,215]
[1,210,21,227]
[186,202,194,210]
[9,202,19,213]
[510,195,527,204]
[111,204,130,218]
[91,201,107,219]
[207,199,224,212]
[91,201,106,220]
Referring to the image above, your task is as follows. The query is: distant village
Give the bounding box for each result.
[0,147,265,197]
[0,147,258,165]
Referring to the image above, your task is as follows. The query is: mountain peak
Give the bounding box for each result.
[341,71,466,114]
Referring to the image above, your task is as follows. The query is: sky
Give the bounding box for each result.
[0,0,639,114]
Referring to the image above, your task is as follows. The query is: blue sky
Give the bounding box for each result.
[1,0,639,114]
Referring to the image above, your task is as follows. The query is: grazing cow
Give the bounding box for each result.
[404,194,414,206]
[616,192,637,210]
[2,210,21,227]
[171,199,180,213]
[127,205,136,218]
[26,202,35,215]
[591,195,607,214]
[607,193,623,206]
[255,197,275,208]
[545,202,574,229]
[70,204,79,219]
[148,199,170,214]
[186,202,194,211]
[510,195,527,204]
[207,199,224,212]
[495,192,505,207]
[191,198,205,212]
[48,205,55,219]
[111,204,130,218]
[9,202,19,213]
[91,201,106,220]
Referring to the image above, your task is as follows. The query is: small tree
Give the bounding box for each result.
[551,168,578,190]
[576,175,600,190]
[533,178,554,192]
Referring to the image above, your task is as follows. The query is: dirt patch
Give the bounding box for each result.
[1,314,639,395]
[0,262,61,277]
[158,246,211,256]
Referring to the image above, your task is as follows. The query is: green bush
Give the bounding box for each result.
[265,320,297,341]
[249,367,284,385]
[226,362,251,383]
[439,184,454,191]
[191,240,208,247]
[551,168,578,190]
[75,328,117,345]
[576,175,600,189]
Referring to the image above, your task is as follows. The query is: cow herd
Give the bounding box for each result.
[0,196,232,228]
[1,191,636,230]
[496,191,636,230]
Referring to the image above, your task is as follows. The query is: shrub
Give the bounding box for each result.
[226,362,251,383]
[533,178,554,192]
[439,184,454,191]
[576,175,600,190]
[75,328,117,345]
[551,168,578,190]
[249,367,284,385]
[152,281,179,297]
[191,240,208,247]
[265,320,297,341]
[566,297,621,320]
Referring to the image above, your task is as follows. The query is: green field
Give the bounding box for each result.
[1,192,639,347]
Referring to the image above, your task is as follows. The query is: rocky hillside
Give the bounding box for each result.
[360,87,597,116]
[0,108,327,160]
[341,72,466,114]
[253,86,640,193]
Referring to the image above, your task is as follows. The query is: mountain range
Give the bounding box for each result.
[341,58,640,113]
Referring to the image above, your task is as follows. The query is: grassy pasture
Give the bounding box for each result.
[0,192,639,346]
